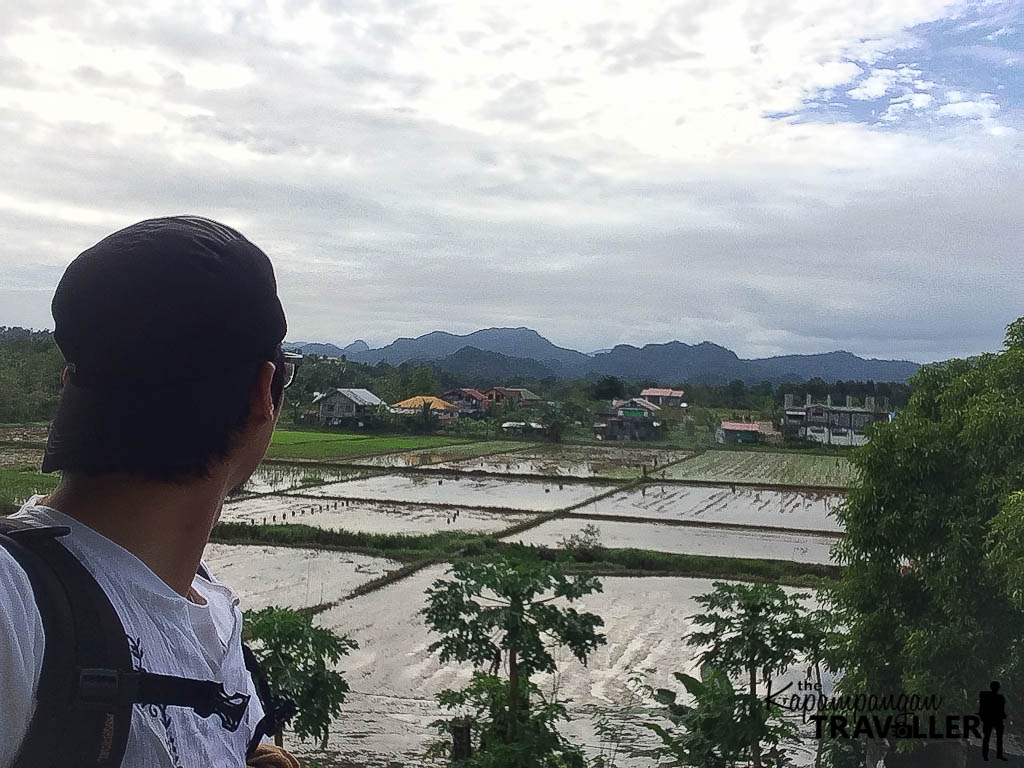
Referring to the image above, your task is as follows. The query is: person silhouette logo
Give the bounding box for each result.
[979,681,1008,761]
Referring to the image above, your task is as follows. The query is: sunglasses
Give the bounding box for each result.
[281,351,302,389]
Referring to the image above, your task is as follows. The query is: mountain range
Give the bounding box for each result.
[286,327,919,384]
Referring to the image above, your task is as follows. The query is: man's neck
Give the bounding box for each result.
[40,472,229,597]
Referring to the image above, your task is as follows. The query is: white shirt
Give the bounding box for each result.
[0,496,264,767]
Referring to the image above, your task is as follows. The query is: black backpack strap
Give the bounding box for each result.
[1,520,134,768]
[196,560,299,755]
[0,520,254,768]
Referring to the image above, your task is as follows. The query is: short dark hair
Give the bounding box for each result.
[61,345,286,482]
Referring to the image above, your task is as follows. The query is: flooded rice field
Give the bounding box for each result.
[578,483,843,533]
[290,472,612,512]
[0,424,49,442]
[508,518,837,564]
[220,494,533,535]
[430,444,691,479]
[348,441,534,468]
[304,568,822,767]
[658,450,857,488]
[0,446,44,470]
[202,543,400,610]
[239,464,369,494]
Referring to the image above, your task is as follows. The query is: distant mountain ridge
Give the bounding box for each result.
[287,327,919,384]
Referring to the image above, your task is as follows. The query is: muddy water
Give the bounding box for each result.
[304,569,824,767]
[292,472,612,512]
[221,493,531,535]
[509,518,836,564]
[202,543,400,610]
[349,441,531,468]
[432,445,690,478]
[221,495,340,525]
[237,464,365,494]
[580,483,843,532]
[349,451,457,468]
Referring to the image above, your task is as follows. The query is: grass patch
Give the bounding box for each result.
[0,469,58,509]
[211,521,489,561]
[267,431,472,460]
[563,546,839,588]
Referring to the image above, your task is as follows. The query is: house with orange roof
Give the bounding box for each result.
[391,395,459,421]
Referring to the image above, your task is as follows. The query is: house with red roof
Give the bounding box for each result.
[484,387,540,407]
[443,388,488,417]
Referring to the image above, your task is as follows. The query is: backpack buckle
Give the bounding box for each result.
[77,668,138,706]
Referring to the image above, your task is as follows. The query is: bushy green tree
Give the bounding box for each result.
[244,607,358,749]
[0,328,64,423]
[832,317,1024,765]
[645,666,750,768]
[592,376,627,401]
[422,550,606,764]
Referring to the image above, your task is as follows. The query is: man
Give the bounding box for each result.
[979,680,1009,762]
[0,216,299,766]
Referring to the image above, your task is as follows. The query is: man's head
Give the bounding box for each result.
[992,681,1001,693]
[43,216,292,485]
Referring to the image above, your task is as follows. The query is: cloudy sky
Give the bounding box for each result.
[1,0,1021,363]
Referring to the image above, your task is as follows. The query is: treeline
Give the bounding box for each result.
[0,327,64,423]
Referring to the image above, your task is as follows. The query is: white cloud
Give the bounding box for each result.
[938,99,1001,119]
[909,92,934,108]
[946,89,966,102]
[848,68,900,100]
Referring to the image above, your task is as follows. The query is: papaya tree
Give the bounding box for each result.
[422,549,606,765]
[244,607,358,748]
[687,582,809,767]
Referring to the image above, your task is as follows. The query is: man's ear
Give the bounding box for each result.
[249,361,277,425]
[61,366,71,387]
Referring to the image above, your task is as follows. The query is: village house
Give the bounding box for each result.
[391,395,460,422]
[313,388,384,427]
[640,387,686,408]
[484,387,541,407]
[442,388,488,417]
[719,420,761,444]
[594,397,662,441]
[782,394,892,446]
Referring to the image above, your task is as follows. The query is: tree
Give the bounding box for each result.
[593,376,627,401]
[244,607,358,748]
[412,399,441,434]
[725,379,747,409]
[410,365,441,397]
[832,316,1024,767]
[538,402,565,443]
[422,550,606,763]
[687,582,809,768]
[645,666,749,768]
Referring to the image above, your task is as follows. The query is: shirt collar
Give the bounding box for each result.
[17,494,191,604]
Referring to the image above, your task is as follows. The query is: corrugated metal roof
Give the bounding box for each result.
[392,395,457,410]
[313,388,383,406]
[506,388,540,400]
[629,397,661,411]
[641,387,685,398]
[721,421,760,432]
[445,388,486,401]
